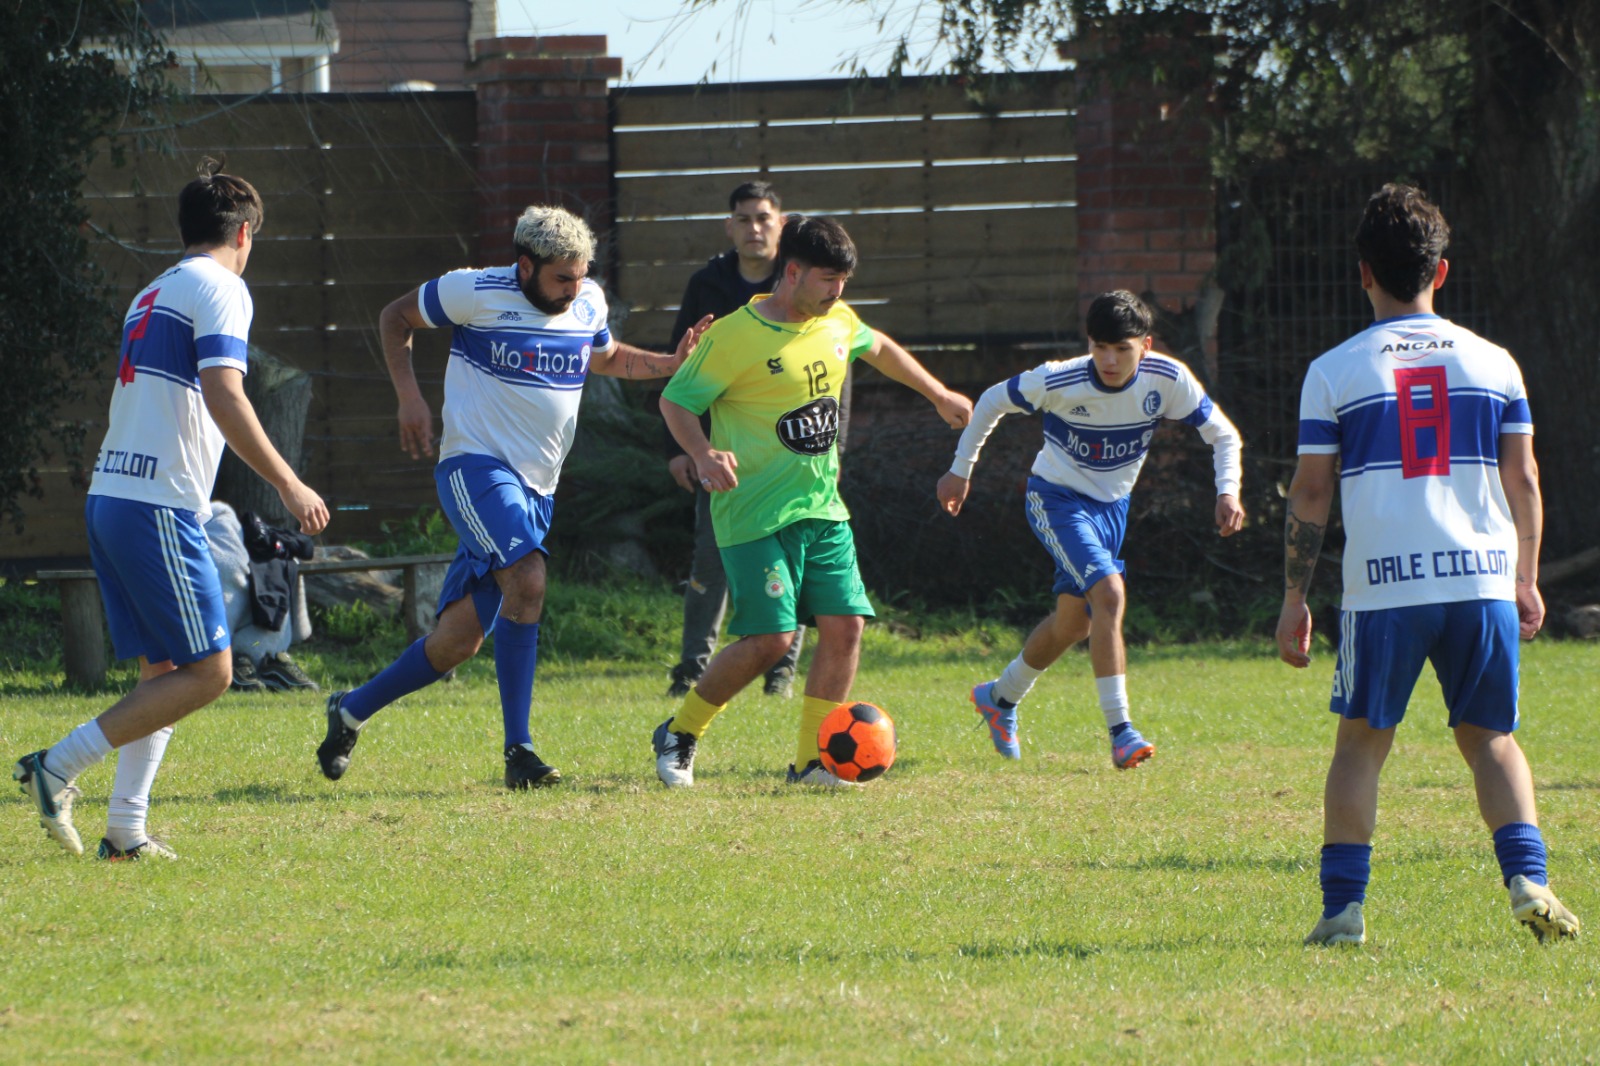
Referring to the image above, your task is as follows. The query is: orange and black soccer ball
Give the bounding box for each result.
[817,701,897,783]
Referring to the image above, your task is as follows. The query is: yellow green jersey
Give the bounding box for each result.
[661,297,874,547]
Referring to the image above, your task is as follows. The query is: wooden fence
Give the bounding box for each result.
[9,93,479,559]
[610,74,1078,352]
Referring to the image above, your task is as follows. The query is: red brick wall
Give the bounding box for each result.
[1071,35,1217,357]
[328,0,472,91]
[469,36,620,265]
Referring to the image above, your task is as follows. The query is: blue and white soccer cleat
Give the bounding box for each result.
[13,749,83,855]
[1110,725,1154,770]
[971,681,1020,760]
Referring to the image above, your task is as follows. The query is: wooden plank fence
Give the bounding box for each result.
[609,74,1078,350]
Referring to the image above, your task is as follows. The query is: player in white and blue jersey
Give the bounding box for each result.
[937,290,1244,769]
[13,161,330,859]
[316,205,705,790]
[1281,185,1578,945]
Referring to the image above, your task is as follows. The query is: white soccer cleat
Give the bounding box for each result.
[13,750,84,856]
[652,718,697,788]
[785,759,859,788]
[1509,875,1580,943]
[1304,901,1365,945]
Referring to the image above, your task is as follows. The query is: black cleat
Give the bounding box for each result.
[505,744,562,789]
[317,691,361,781]
[231,651,267,693]
[259,651,318,692]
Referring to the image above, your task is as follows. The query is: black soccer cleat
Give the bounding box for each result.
[317,691,361,781]
[259,651,319,692]
[505,744,562,790]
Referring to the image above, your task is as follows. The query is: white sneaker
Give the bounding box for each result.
[785,759,858,788]
[1304,901,1365,945]
[652,718,697,788]
[13,750,83,856]
[1509,875,1580,942]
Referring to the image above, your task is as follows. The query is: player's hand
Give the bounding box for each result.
[932,388,973,429]
[674,314,715,361]
[1514,579,1545,640]
[667,454,696,493]
[936,472,970,516]
[1215,494,1246,537]
[1275,599,1312,668]
[694,449,739,492]
[397,394,434,460]
[279,478,330,536]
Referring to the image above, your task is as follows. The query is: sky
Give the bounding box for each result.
[500,0,1046,86]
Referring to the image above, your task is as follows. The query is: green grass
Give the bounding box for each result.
[3,627,1598,1063]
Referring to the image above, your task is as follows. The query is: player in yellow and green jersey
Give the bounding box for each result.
[653,215,972,787]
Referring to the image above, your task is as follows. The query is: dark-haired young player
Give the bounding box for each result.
[14,160,330,859]
[315,205,704,790]
[1280,184,1579,945]
[937,290,1244,768]
[652,215,972,787]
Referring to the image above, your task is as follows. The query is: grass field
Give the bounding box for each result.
[3,621,1597,1063]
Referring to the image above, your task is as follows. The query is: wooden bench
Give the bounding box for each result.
[35,552,455,688]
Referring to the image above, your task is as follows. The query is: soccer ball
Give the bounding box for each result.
[818,701,897,783]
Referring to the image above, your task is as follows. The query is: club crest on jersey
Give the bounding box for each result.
[571,297,596,325]
[1142,391,1161,417]
[764,566,787,598]
[834,343,846,361]
[775,395,840,455]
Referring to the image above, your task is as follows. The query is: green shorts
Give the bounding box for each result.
[720,518,875,635]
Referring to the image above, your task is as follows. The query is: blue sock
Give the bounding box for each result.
[343,638,444,722]
[1320,843,1372,919]
[494,618,540,750]
[1492,822,1548,886]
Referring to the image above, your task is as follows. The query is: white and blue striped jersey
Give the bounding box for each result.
[952,352,1242,503]
[1298,312,1532,611]
[88,254,252,517]
[419,266,614,494]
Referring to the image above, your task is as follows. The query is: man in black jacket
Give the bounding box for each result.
[664,181,851,698]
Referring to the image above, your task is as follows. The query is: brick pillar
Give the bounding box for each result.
[1069,30,1219,369]
[469,36,621,266]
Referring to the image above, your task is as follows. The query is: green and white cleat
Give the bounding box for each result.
[1509,875,1580,943]
[13,750,83,856]
[1304,901,1365,945]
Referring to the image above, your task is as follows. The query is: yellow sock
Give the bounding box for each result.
[795,695,837,769]
[673,688,725,739]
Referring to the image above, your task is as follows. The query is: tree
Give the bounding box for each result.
[0,0,174,530]
[889,0,1599,557]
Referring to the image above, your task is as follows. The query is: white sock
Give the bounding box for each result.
[107,726,174,850]
[45,719,114,782]
[1096,675,1130,729]
[994,655,1046,706]
[339,706,366,732]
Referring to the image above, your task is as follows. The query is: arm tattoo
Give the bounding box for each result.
[1284,505,1326,593]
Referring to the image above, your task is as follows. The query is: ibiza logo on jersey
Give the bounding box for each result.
[776,395,840,455]
[1142,391,1161,417]
[1382,331,1454,361]
[570,297,596,325]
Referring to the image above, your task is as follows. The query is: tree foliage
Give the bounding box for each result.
[0,0,174,531]
[892,0,1599,556]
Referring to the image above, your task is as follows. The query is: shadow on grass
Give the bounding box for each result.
[956,939,1102,961]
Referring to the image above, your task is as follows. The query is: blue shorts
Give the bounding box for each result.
[1023,476,1129,597]
[85,495,229,666]
[434,454,554,633]
[1330,600,1521,731]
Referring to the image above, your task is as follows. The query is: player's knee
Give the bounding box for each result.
[746,631,796,664]
[190,650,233,702]
[1087,574,1126,615]
[426,628,482,670]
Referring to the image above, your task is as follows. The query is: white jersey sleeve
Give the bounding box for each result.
[418,268,481,327]
[948,378,1031,479]
[192,273,252,372]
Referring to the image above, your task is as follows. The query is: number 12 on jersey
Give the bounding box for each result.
[1394,365,1450,478]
